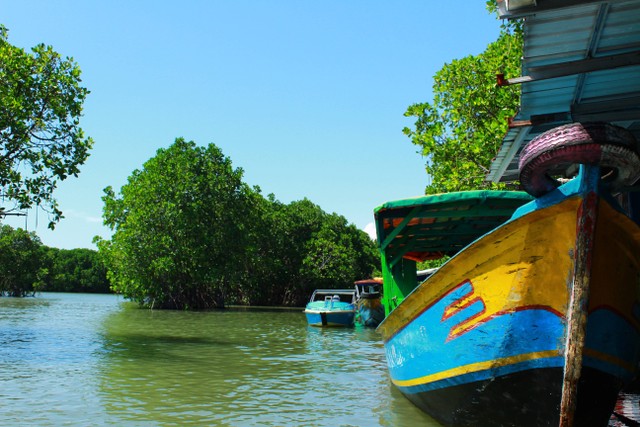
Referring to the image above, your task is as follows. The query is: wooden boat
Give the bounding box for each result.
[304,289,356,327]
[374,123,640,426]
[354,279,384,327]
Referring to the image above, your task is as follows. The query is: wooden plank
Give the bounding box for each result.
[380,206,421,251]
[559,167,600,427]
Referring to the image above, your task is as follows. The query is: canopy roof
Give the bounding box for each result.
[311,289,355,295]
[488,0,640,183]
[374,191,532,266]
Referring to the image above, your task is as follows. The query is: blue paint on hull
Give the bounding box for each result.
[384,294,640,426]
[304,300,356,327]
[584,308,640,383]
[386,302,566,394]
[304,310,355,327]
[357,302,385,327]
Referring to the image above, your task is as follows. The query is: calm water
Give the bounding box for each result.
[0,293,438,426]
[2,293,639,426]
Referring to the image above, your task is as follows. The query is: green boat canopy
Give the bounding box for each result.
[374,190,533,266]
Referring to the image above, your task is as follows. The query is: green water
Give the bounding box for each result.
[0,293,437,426]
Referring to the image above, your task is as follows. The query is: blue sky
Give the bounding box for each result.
[2,1,502,249]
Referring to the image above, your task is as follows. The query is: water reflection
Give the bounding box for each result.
[0,293,439,426]
[0,293,120,426]
[99,306,437,426]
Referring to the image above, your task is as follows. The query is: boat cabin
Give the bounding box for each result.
[307,289,356,304]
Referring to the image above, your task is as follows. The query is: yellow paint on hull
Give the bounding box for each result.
[583,347,637,374]
[378,197,581,341]
[590,200,640,331]
[392,349,562,388]
[380,193,640,388]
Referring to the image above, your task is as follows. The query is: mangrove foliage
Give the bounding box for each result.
[0,25,93,228]
[97,138,379,310]
[0,224,109,296]
[403,4,523,194]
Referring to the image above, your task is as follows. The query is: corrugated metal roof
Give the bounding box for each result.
[488,0,640,183]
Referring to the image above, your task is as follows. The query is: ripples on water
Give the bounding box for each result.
[1,293,638,426]
[0,293,435,426]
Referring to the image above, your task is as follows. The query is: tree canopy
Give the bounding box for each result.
[239,197,379,307]
[0,224,109,296]
[0,25,93,228]
[41,247,110,293]
[98,138,251,309]
[97,138,379,309]
[403,10,523,194]
[0,225,45,296]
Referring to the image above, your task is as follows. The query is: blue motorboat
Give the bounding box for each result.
[304,289,356,327]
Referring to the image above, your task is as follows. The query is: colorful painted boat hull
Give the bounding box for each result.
[304,308,356,327]
[304,289,357,327]
[354,279,385,327]
[375,176,640,426]
[356,298,385,327]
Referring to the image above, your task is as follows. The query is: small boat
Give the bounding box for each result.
[354,279,384,327]
[374,122,640,427]
[304,289,356,327]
